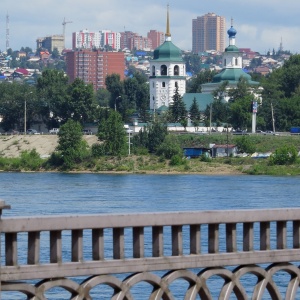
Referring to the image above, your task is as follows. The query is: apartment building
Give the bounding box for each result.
[147,30,164,50]
[72,30,101,49]
[36,35,64,53]
[66,49,125,91]
[192,13,226,53]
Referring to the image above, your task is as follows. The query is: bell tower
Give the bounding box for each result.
[149,5,186,111]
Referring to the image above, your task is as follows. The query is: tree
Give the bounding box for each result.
[269,145,298,165]
[169,86,187,127]
[186,69,217,93]
[105,74,124,112]
[189,97,201,130]
[65,78,97,124]
[56,119,88,168]
[98,110,127,156]
[36,69,69,128]
[0,82,38,131]
[146,120,168,153]
[96,88,111,108]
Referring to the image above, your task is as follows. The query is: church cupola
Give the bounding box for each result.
[149,5,186,111]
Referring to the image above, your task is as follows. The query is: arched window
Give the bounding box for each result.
[235,58,238,65]
[224,59,226,66]
[152,82,154,88]
[174,65,179,75]
[152,66,155,76]
[161,65,167,75]
[162,82,166,87]
[175,82,178,88]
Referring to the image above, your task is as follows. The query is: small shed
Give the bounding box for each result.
[211,144,237,158]
[183,147,211,158]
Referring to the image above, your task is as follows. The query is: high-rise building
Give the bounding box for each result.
[147,30,164,50]
[99,30,121,51]
[36,35,64,53]
[66,49,125,91]
[192,13,226,54]
[72,30,101,49]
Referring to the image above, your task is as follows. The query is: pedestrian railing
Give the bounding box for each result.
[1,202,300,299]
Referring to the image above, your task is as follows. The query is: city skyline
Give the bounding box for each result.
[1,0,299,54]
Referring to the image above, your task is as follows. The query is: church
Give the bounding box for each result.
[149,10,259,119]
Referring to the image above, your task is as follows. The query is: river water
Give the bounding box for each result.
[1,172,300,299]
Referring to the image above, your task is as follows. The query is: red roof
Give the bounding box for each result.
[15,68,29,75]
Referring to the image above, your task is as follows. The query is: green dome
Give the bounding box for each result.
[225,45,240,52]
[213,68,259,85]
[153,41,183,62]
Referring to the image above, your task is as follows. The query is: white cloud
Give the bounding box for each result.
[1,0,300,54]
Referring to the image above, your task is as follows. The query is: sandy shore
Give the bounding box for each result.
[0,134,99,158]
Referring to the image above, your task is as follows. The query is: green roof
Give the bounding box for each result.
[213,69,259,85]
[152,41,183,62]
[182,93,214,111]
[225,45,240,52]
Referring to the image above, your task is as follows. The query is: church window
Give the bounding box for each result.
[152,66,155,76]
[161,65,167,75]
[224,59,226,66]
[175,82,178,88]
[235,58,238,65]
[174,65,179,75]
[162,82,166,87]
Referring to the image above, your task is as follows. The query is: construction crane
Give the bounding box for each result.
[62,17,73,49]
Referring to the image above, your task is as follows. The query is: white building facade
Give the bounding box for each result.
[149,9,186,110]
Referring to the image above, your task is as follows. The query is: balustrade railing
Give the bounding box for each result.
[1,202,300,299]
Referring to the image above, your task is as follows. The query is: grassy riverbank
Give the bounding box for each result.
[1,133,300,175]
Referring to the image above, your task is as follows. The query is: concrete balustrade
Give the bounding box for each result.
[2,205,300,299]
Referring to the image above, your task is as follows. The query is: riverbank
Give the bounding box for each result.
[0,134,98,158]
[1,134,300,176]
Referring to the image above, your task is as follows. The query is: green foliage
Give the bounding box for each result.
[189,97,201,129]
[186,69,217,93]
[0,83,36,131]
[91,143,106,158]
[170,154,185,166]
[234,136,256,154]
[65,78,97,124]
[36,69,69,128]
[169,87,187,125]
[156,135,182,159]
[200,154,212,162]
[19,149,43,170]
[269,145,298,165]
[98,110,127,156]
[147,120,168,153]
[56,120,88,168]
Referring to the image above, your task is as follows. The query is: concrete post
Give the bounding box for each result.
[0,200,11,295]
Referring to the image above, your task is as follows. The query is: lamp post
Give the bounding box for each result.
[115,96,121,111]
[127,129,133,155]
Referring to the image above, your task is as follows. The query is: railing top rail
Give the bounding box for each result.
[2,207,300,232]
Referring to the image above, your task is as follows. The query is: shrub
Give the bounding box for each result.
[156,135,182,159]
[234,136,256,154]
[170,154,184,166]
[20,149,43,170]
[269,145,298,165]
[199,154,212,162]
[91,143,105,158]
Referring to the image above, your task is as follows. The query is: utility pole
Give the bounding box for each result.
[271,102,276,133]
[62,17,72,49]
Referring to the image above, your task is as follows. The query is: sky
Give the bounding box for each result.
[1,0,300,54]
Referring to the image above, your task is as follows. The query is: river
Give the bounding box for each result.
[1,172,300,299]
